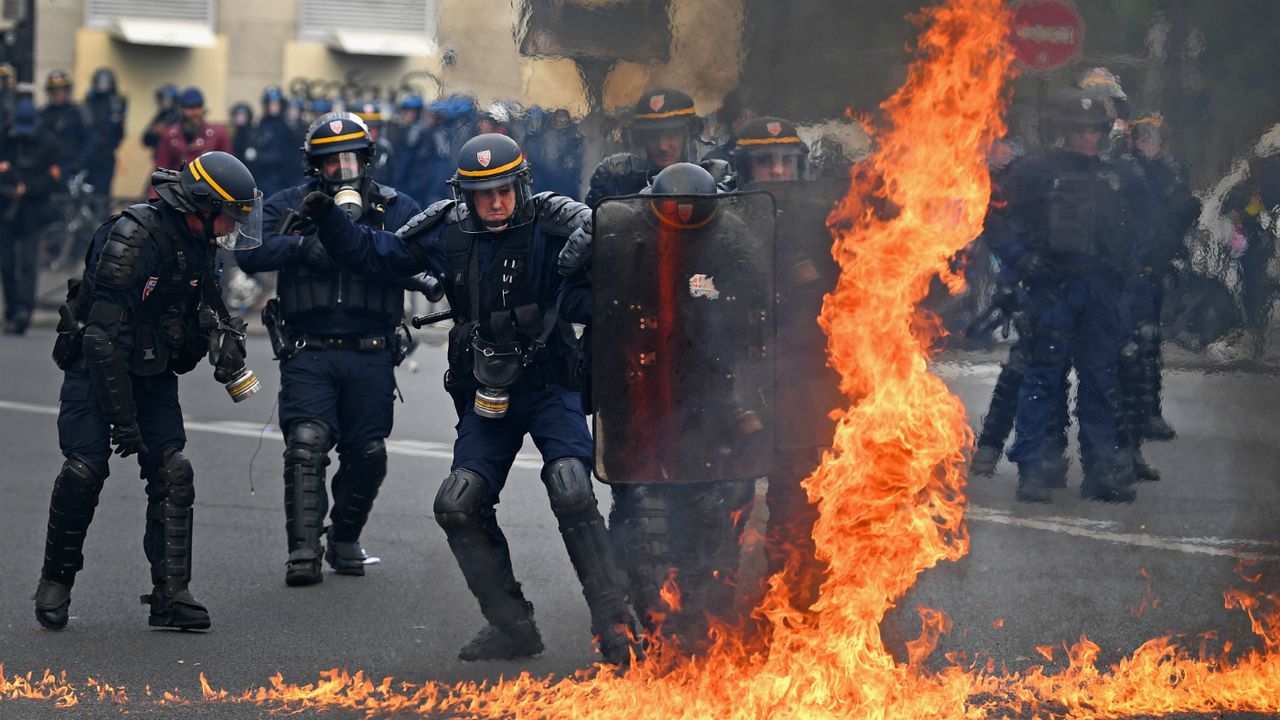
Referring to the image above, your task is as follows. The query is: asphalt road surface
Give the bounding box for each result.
[1,330,1277,719]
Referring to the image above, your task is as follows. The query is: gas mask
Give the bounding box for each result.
[471,335,523,419]
[319,151,366,221]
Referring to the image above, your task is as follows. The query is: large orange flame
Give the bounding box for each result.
[5,0,1280,717]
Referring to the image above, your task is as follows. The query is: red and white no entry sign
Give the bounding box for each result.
[1010,0,1085,74]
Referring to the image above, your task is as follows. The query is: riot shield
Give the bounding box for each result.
[592,191,777,484]
[745,177,849,452]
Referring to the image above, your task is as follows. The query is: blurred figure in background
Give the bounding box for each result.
[142,84,180,160]
[253,86,301,199]
[153,87,232,175]
[0,99,61,335]
[83,68,127,206]
[40,70,93,184]
[229,102,256,188]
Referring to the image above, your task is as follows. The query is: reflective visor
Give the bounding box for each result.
[320,151,364,183]
[218,189,263,251]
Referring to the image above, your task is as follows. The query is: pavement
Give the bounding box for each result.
[0,330,1277,718]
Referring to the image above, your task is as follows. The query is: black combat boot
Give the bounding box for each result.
[34,580,72,630]
[1015,465,1054,504]
[458,603,545,662]
[1080,465,1137,503]
[324,527,366,576]
[969,444,1002,477]
[1130,447,1161,483]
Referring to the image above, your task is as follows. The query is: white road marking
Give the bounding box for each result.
[3,398,1273,556]
[0,399,542,470]
[967,506,1280,560]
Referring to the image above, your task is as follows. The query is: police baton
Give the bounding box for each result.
[410,310,453,328]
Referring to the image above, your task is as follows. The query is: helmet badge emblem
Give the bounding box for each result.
[767,121,782,136]
[329,120,344,134]
[678,203,694,222]
[476,149,492,167]
[649,94,665,112]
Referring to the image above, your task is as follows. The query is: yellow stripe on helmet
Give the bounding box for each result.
[736,136,803,147]
[634,107,697,121]
[456,155,526,178]
[310,130,369,145]
[190,156,235,202]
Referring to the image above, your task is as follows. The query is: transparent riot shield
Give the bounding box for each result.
[592,191,777,484]
[745,177,850,451]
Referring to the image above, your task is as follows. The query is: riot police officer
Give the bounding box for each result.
[34,151,262,631]
[40,70,93,181]
[236,112,422,586]
[1124,113,1198,442]
[0,99,61,335]
[563,162,775,648]
[353,102,395,187]
[83,68,127,204]
[300,133,636,665]
[734,117,830,611]
[251,86,301,199]
[585,88,702,207]
[986,90,1148,503]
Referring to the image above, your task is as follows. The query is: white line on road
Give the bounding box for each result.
[4,398,1273,557]
[967,506,1280,560]
[0,398,542,470]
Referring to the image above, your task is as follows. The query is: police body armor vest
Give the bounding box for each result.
[441,222,575,393]
[117,205,210,376]
[277,192,404,324]
[1046,160,1100,259]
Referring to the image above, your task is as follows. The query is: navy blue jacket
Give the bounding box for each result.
[236,178,421,335]
[985,148,1152,283]
[314,201,574,319]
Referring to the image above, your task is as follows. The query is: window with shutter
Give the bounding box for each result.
[299,0,437,56]
[85,0,216,47]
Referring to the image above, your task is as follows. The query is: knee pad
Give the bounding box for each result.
[155,448,195,508]
[284,419,332,469]
[338,438,387,476]
[52,455,106,513]
[433,468,489,530]
[541,458,595,517]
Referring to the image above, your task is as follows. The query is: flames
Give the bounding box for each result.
[4,0,1280,718]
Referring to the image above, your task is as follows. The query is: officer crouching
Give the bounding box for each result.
[236,111,423,586]
[297,133,638,666]
[36,151,261,631]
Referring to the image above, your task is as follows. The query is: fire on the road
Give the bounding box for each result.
[4,0,1280,717]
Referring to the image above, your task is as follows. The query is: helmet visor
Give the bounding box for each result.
[218,190,263,251]
[320,151,365,183]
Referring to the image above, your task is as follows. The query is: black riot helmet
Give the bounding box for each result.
[1048,89,1112,146]
[733,116,809,185]
[449,133,535,234]
[646,162,719,229]
[152,150,263,251]
[91,67,117,96]
[630,88,701,171]
[302,111,375,190]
